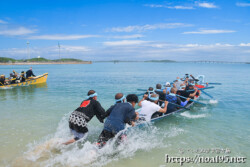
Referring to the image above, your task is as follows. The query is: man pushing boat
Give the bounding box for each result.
[96,93,139,148]
[63,90,106,145]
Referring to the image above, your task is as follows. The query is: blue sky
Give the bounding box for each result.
[0,0,250,62]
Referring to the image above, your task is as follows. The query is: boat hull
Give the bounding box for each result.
[0,73,48,88]
[135,96,199,127]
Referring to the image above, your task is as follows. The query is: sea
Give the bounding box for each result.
[0,62,249,167]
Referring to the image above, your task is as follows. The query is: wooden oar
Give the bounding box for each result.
[193,85,214,99]
[137,89,147,91]
[208,83,222,85]
[186,86,214,92]
[201,90,214,99]
[176,94,206,106]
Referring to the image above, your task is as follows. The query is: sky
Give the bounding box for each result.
[0,0,250,62]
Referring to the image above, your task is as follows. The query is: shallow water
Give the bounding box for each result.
[0,62,249,167]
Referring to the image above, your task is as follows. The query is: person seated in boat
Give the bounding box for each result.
[138,93,168,121]
[0,75,6,86]
[154,84,166,106]
[10,74,17,84]
[176,85,189,101]
[186,84,200,98]
[174,77,183,90]
[20,71,26,82]
[63,90,106,145]
[166,88,190,113]
[12,70,19,77]
[164,82,171,94]
[145,87,154,95]
[96,93,139,148]
[26,67,36,78]
[177,84,199,102]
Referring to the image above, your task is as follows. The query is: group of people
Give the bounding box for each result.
[64,74,201,148]
[0,67,35,86]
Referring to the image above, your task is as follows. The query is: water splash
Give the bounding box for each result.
[0,87,13,89]
[180,112,207,119]
[209,99,218,104]
[12,114,184,167]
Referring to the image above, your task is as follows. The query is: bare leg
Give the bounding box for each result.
[62,138,76,145]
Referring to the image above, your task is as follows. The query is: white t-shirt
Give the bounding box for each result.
[139,100,161,121]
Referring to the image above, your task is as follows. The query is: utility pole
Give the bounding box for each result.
[27,41,30,60]
[58,42,61,61]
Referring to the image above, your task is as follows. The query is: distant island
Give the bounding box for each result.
[144,60,176,63]
[94,59,176,63]
[0,57,92,65]
[1,57,248,65]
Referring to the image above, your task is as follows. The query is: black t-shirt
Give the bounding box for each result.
[177,90,190,101]
[155,90,166,101]
[0,78,5,85]
[69,98,105,133]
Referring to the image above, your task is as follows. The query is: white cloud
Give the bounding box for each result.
[111,34,144,39]
[1,42,250,62]
[183,29,236,34]
[0,27,36,36]
[236,2,250,7]
[0,45,90,59]
[170,6,194,9]
[144,4,194,9]
[239,43,250,46]
[27,34,99,40]
[195,2,218,8]
[0,19,8,24]
[95,42,250,61]
[103,40,150,46]
[109,23,193,32]
[61,45,90,52]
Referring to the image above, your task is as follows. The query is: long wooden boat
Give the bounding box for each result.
[0,73,48,88]
[135,91,201,126]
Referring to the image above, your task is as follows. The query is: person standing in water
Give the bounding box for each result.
[96,93,139,148]
[63,90,106,145]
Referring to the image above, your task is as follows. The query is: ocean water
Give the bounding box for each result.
[0,62,249,167]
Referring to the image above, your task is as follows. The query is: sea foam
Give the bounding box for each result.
[180,112,207,119]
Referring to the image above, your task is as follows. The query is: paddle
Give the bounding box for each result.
[186,86,214,92]
[193,85,214,99]
[168,101,190,110]
[137,89,147,91]
[208,83,222,85]
[201,90,214,99]
[176,94,206,106]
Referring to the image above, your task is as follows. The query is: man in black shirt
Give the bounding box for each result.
[63,90,106,145]
[26,67,36,78]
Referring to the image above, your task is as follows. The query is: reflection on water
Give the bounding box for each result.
[0,83,48,101]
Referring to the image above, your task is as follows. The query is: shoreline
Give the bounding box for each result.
[0,61,92,65]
